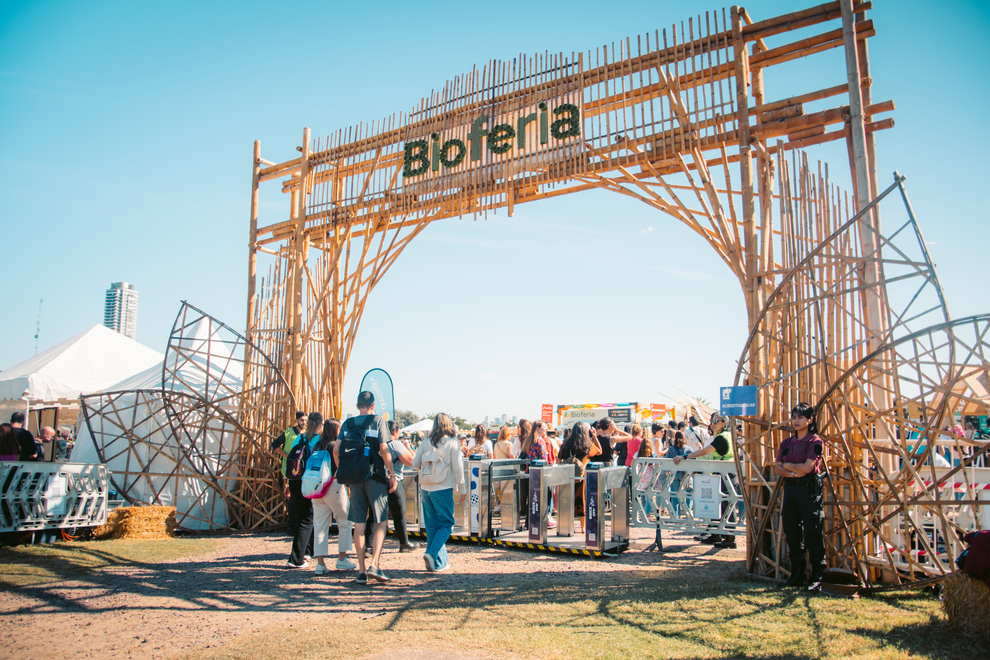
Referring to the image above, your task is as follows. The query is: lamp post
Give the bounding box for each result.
[21,388,33,431]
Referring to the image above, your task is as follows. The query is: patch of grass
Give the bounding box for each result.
[184,575,980,660]
[0,537,221,588]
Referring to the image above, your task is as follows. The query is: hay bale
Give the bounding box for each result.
[89,508,123,540]
[90,506,176,540]
[941,571,990,640]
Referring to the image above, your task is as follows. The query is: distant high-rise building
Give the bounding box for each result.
[104,282,138,339]
[512,415,518,424]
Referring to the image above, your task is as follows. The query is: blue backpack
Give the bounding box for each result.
[301,450,333,498]
[285,436,316,480]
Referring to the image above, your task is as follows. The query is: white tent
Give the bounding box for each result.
[401,418,435,433]
[0,324,163,402]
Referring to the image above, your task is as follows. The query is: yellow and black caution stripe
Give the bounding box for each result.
[402,530,484,544]
[449,534,486,543]
[488,538,627,558]
[387,528,627,557]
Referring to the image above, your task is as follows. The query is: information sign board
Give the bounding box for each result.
[693,475,721,520]
[608,408,632,423]
[720,386,758,416]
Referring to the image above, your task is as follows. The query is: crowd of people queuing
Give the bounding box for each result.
[455,413,739,546]
[272,396,836,592]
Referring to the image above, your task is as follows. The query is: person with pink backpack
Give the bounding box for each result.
[309,418,357,575]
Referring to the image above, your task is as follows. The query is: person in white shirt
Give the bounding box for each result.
[689,415,711,450]
[466,424,492,458]
[678,421,703,453]
[412,413,466,572]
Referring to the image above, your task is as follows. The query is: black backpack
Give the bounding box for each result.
[285,436,314,480]
[335,416,382,485]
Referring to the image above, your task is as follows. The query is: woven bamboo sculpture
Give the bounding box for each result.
[81,303,294,531]
[231,0,986,582]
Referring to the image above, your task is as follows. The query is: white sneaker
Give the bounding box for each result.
[286,559,308,569]
[303,555,312,560]
[315,564,330,575]
[335,558,357,570]
[547,517,557,529]
[424,553,436,572]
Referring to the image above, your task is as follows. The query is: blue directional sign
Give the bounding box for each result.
[720,386,758,416]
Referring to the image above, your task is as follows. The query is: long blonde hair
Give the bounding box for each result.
[428,413,456,447]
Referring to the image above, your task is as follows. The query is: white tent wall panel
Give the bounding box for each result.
[77,389,233,531]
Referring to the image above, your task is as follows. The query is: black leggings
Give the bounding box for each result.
[287,480,313,564]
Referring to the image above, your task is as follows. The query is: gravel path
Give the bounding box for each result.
[1,528,746,659]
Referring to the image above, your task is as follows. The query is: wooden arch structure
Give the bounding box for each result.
[239,0,987,581]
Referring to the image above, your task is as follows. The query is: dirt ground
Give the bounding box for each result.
[0,528,746,659]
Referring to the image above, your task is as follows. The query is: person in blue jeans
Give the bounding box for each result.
[412,413,465,572]
[664,431,691,517]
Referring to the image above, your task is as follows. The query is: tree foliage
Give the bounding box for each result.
[420,412,474,431]
[394,409,421,428]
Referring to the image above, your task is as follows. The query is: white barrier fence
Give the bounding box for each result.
[881,465,990,574]
[630,458,745,537]
[0,462,109,533]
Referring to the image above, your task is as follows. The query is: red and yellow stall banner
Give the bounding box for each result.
[649,403,668,420]
[541,404,553,423]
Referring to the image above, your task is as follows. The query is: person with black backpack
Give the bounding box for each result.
[311,418,357,575]
[333,391,397,585]
[285,412,323,568]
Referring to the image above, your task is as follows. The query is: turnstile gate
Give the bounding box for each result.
[392,457,631,556]
[585,463,631,553]
[527,461,576,544]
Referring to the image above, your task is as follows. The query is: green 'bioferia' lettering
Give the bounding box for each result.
[403,103,580,178]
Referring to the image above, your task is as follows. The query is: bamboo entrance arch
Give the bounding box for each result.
[240,1,987,582]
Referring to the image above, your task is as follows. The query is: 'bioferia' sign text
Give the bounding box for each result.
[402,101,581,179]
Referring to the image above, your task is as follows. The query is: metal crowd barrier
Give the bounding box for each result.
[629,457,745,550]
[0,462,109,533]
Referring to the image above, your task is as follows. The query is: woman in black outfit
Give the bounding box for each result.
[286,412,322,568]
[774,402,827,590]
[556,422,601,532]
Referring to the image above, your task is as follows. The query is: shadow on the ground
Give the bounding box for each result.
[2,531,750,619]
[3,532,963,660]
[849,606,985,660]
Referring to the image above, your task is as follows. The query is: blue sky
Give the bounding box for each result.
[2,0,988,422]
